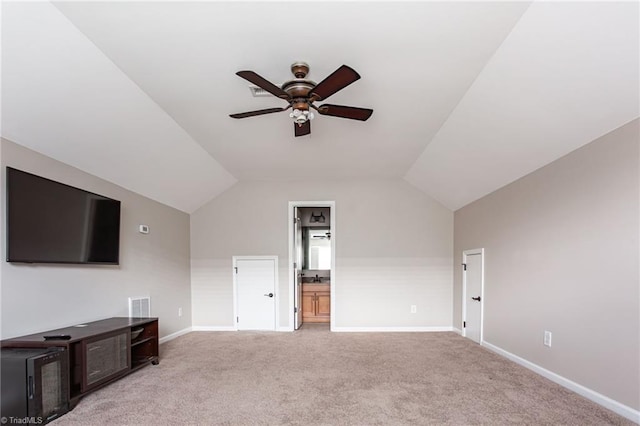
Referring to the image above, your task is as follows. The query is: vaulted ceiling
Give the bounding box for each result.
[2,1,638,213]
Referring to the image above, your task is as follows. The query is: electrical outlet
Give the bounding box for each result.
[178,307,183,317]
[410,305,417,314]
[544,330,552,347]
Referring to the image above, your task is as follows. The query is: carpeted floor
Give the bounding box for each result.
[53,326,634,425]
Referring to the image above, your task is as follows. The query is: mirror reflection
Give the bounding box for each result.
[303,227,331,270]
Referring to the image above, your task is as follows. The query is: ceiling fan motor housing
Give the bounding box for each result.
[282,61,316,104]
[281,80,315,99]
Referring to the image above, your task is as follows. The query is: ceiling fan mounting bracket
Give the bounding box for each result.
[290,62,310,79]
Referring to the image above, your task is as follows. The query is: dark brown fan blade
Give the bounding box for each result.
[308,65,361,101]
[294,121,311,137]
[236,71,290,99]
[316,104,373,121]
[230,107,289,119]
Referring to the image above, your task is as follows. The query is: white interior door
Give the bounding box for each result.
[463,249,484,344]
[234,257,277,330]
[294,209,303,330]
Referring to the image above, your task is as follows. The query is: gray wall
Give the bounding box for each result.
[191,179,453,329]
[0,139,192,339]
[453,119,639,410]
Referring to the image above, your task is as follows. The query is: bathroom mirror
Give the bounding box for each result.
[303,227,331,270]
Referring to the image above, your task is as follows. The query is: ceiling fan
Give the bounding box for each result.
[230,62,373,137]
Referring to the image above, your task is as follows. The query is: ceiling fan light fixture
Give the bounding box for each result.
[290,108,314,125]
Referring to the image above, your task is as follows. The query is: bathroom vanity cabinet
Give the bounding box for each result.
[302,284,330,323]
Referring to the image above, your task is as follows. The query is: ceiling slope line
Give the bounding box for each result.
[5,2,236,213]
[404,1,639,211]
[402,1,533,182]
[50,0,239,193]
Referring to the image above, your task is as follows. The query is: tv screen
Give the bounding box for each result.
[6,167,121,264]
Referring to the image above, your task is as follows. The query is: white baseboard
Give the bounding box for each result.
[482,341,640,424]
[188,326,456,333]
[452,327,463,335]
[192,326,293,332]
[159,327,192,344]
[333,326,453,332]
[191,326,236,332]
[159,325,288,341]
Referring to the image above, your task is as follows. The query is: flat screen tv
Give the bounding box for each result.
[6,167,121,264]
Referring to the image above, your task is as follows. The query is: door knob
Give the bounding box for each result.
[264,293,274,298]
[471,296,481,302]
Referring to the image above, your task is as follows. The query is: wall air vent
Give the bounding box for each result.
[128,296,151,318]
[249,86,281,97]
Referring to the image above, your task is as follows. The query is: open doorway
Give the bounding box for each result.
[288,201,335,331]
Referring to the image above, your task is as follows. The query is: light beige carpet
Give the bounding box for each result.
[53,327,634,425]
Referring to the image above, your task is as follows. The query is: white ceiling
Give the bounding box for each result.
[2,1,638,213]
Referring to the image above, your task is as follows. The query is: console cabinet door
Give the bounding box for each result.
[82,331,129,391]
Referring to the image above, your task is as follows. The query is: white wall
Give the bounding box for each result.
[454,119,639,411]
[0,139,192,339]
[191,179,453,330]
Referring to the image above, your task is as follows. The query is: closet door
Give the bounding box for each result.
[234,257,277,331]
